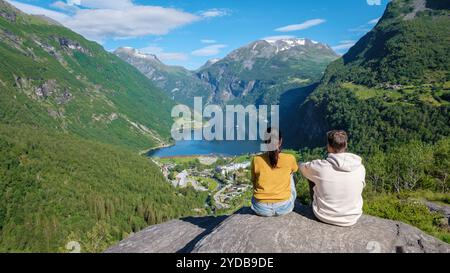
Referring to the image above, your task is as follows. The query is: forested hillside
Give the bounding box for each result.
[0,0,207,252]
[0,0,174,150]
[0,124,208,252]
[284,0,450,243]
[285,0,450,154]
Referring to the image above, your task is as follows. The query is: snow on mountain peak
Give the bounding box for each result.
[116,47,160,62]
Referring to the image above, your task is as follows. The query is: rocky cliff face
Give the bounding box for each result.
[105,205,450,253]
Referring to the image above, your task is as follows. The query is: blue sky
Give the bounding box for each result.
[7,0,389,70]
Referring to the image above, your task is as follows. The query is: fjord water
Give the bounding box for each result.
[148,139,261,157]
[148,123,264,157]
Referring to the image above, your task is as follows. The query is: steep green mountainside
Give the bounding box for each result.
[196,38,338,105]
[0,1,174,151]
[0,0,209,253]
[0,124,207,252]
[285,0,450,153]
[322,0,449,86]
[114,47,213,107]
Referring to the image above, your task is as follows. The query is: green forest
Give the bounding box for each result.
[0,124,208,252]
[0,1,206,253]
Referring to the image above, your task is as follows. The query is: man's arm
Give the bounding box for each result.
[298,161,319,183]
[299,161,322,205]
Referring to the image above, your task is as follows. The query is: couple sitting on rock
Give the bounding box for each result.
[251,128,366,227]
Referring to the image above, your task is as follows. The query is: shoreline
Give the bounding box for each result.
[139,142,175,156]
[151,152,259,159]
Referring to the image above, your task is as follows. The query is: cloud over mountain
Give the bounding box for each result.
[275,19,326,32]
[191,44,227,57]
[7,0,226,42]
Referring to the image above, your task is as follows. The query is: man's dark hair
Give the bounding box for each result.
[327,130,348,153]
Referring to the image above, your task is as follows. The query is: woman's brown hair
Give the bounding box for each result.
[265,127,282,169]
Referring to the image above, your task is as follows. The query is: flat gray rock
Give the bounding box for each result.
[106,204,450,253]
[105,215,227,253]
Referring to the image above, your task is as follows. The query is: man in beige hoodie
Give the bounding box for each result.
[299,130,366,227]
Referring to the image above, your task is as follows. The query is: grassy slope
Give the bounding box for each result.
[0,6,174,151]
[0,1,207,252]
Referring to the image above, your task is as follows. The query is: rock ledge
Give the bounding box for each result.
[105,204,450,253]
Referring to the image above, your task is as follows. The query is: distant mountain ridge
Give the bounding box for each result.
[196,38,338,105]
[114,47,213,106]
[115,38,338,106]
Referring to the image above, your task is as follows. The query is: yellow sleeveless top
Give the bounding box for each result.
[251,153,298,203]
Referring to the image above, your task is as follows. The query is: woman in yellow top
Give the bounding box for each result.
[251,128,299,217]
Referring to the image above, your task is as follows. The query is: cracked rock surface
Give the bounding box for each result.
[106,204,450,253]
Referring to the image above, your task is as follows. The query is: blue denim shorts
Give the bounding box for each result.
[251,176,297,217]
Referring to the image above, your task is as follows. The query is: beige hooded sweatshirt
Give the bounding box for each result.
[299,153,366,227]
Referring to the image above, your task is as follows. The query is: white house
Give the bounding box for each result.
[174,170,189,187]
[217,162,251,176]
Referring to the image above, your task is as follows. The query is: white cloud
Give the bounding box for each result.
[262,35,295,42]
[69,0,133,9]
[7,1,213,43]
[332,40,356,52]
[64,6,200,41]
[51,1,79,13]
[368,17,381,24]
[201,39,217,44]
[200,8,230,18]
[275,19,326,32]
[7,0,69,21]
[191,44,227,57]
[348,16,382,34]
[366,0,382,6]
[339,40,356,44]
[140,45,188,62]
[348,25,371,33]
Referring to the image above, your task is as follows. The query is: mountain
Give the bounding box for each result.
[285,0,450,152]
[196,38,339,105]
[106,206,450,253]
[115,39,338,107]
[0,0,174,151]
[0,0,208,252]
[114,47,213,106]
